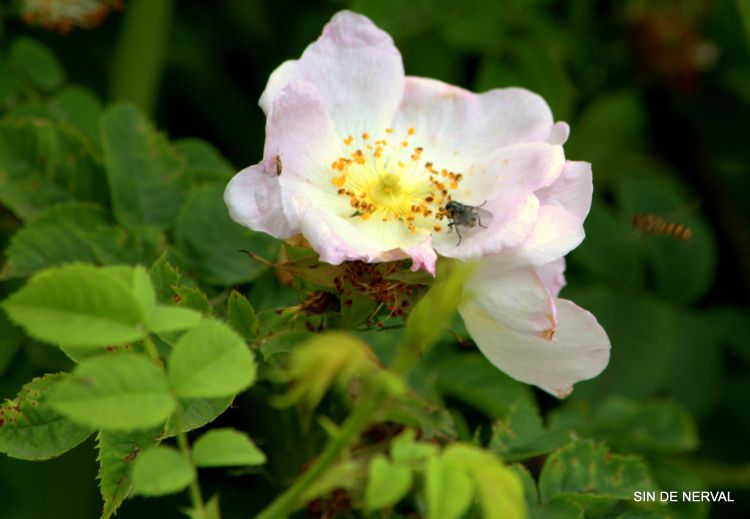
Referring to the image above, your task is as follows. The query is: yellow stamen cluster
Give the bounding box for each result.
[330,127,464,233]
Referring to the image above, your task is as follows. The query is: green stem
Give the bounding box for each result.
[738,0,750,51]
[109,0,174,115]
[177,428,206,515]
[255,385,386,519]
[142,333,163,368]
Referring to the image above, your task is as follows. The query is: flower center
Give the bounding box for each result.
[370,173,403,205]
[330,127,464,233]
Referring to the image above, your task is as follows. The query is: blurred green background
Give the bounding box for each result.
[0,0,749,518]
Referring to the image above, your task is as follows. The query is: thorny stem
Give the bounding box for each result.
[254,383,387,519]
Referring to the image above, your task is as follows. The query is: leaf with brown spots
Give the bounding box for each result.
[97,427,163,519]
[0,374,94,460]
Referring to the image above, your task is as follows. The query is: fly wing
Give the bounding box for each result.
[474,206,493,224]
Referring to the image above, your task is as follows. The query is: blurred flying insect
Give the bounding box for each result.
[445,200,493,246]
[275,155,283,176]
[632,212,692,240]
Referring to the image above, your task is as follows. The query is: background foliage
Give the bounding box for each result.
[0,0,749,518]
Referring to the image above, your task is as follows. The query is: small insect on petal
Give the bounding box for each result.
[445,201,493,246]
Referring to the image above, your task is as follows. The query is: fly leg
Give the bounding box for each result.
[447,218,462,246]
[477,201,488,228]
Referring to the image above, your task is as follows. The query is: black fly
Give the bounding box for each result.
[445,200,493,246]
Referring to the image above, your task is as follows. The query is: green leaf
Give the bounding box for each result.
[88,225,166,266]
[442,444,526,519]
[560,288,679,399]
[148,306,202,333]
[174,138,234,182]
[426,455,475,519]
[382,393,457,442]
[615,511,672,519]
[390,429,439,466]
[149,253,180,304]
[8,37,65,92]
[365,454,413,511]
[168,320,257,398]
[192,428,266,467]
[257,329,312,361]
[531,502,585,519]
[174,285,212,315]
[0,57,22,107]
[538,440,655,505]
[58,343,145,364]
[227,290,258,341]
[567,200,643,287]
[2,263,147,347]
[97,428,162,519]
[129,264,201,332]
[511,464,539,509]
[592,397,699,453]
[0,374,94,460]
[47,86,102,144]
[174,184,278,286]
[489,401,571,461]
[7,99,49,118]
[678,307,744,416]
[0,119,108,219]
[163,396,234,436]
[1,203,110,279]
[1,204,166,280]
[434,353,534,419]
[131,265,156,316]
[102,104,186,229]
[131,446,195,497]
[49,353,176,430]
[565,91,647,186]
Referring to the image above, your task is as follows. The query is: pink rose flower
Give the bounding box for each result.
[225,10,571,275]
[225,10,610,395]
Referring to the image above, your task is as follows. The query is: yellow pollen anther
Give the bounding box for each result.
[329,125,467,232]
